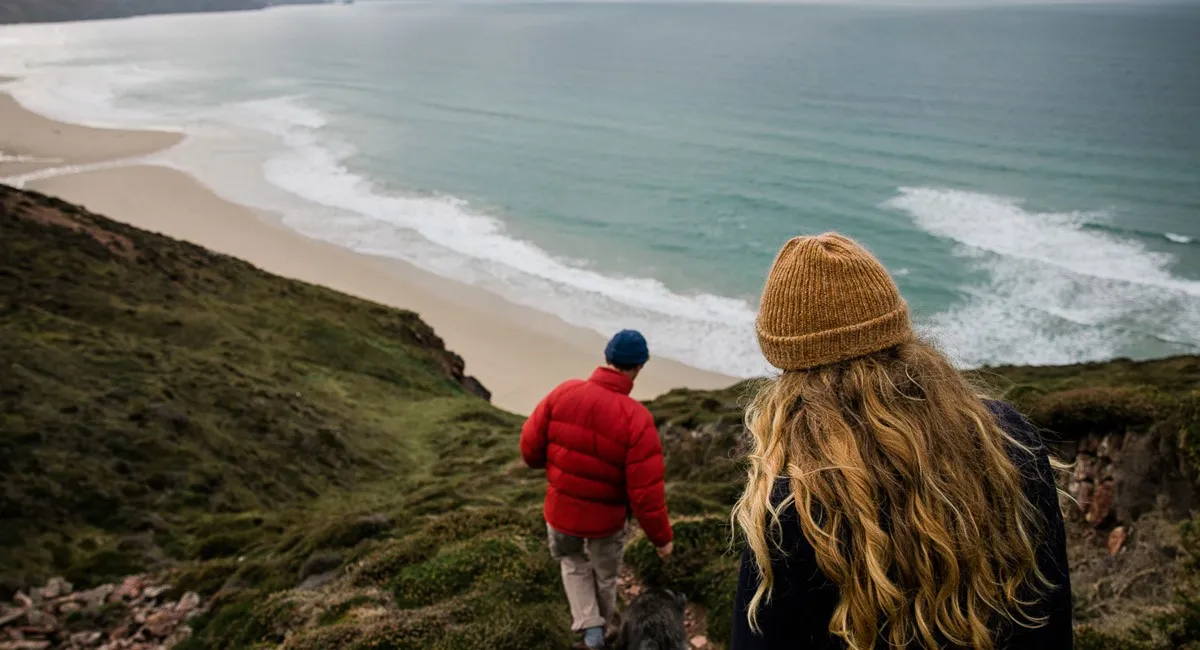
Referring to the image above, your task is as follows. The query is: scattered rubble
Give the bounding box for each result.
[0,576,204,650]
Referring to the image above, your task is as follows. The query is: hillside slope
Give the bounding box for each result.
[3,184,1198,649]
[0,187,522,592]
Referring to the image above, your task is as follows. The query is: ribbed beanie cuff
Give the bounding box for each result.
[755,233,913,371]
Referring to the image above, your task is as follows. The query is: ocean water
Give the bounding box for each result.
[1,1,1198,377]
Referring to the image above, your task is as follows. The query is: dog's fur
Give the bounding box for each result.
[614,587,688,650]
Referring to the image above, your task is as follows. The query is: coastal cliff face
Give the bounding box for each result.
[0,0,331,24]
[1,184,1198,649]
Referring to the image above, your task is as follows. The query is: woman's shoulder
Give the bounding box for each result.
[984,399,1045,450]
[983,400,1058,494]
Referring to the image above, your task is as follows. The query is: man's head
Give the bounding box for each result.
[605,329,649,379]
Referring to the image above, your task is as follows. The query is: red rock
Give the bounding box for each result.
[144,611,177,638]
[1086,481,1115,525]
[1108,526,1129,556]
[110,577,144,603]
[690,635,709,648]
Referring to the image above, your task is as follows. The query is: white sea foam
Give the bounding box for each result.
[0,153,60,164]
[886,187,1200,366]
[5,19,1193,377]
[0,21,768,377]
[223,95,768,376]
[1167,232,1195,244]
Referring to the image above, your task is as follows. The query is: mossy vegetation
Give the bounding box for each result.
[1,186,561,647]
[4,184,1199,648]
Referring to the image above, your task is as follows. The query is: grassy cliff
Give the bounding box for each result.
[1,185,567,648]
[3,183,1198,648]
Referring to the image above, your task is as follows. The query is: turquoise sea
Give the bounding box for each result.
[1,1,1197,377]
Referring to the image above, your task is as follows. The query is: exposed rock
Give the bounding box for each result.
[175,593,200,615]
[461,375,491,402]
[1108,526,1129,556]
[142,586,169,601]
[0,577,204,650]
[690,634,709,648]
[143,610,177,637]
[77,586,114,610]
[1087,480,1116,525]
[0,610,25,627]
[109,577,144,603]
[69,631,101,646]
[36,578,71,602]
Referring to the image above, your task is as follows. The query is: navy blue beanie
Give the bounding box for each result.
[605,330,649,368]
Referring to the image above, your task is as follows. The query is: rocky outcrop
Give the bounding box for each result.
[0,576,203,649]
[1062,411,1197,534]
[1069,431,1127,528]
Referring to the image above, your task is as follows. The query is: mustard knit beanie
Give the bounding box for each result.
[756,233,913,371]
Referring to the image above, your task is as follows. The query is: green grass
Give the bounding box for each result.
[4,184,1200,648]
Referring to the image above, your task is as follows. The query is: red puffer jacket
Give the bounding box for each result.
[520,367,673,547]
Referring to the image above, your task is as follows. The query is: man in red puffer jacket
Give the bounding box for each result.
[521,329,674,650]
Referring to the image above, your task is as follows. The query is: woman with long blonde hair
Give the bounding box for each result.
[731,233,1072,650]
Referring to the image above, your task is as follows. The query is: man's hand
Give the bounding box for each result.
[657,541,674,559]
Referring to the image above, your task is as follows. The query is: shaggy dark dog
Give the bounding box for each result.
[614,587,688,650]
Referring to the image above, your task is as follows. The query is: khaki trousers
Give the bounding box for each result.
[547,523,627,632]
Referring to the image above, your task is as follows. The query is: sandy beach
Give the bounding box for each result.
[0,94,183,178]
[0,91,736,414]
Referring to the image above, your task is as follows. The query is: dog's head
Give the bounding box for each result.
[670,589,686,609]
[645,587,686,611]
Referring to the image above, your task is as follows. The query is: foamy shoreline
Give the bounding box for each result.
[0,89,736,414]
